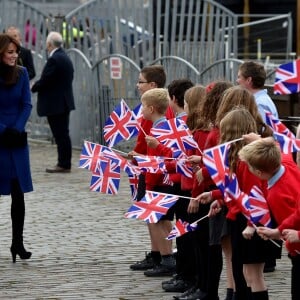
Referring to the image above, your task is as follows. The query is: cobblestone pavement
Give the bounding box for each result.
[0,141,292,299]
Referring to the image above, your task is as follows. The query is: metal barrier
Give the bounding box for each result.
[63,0,238,69]
[0,0,51,53]
[0,0,296,148]
[235,13,293,60]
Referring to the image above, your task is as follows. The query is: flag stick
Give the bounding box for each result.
[136,122,147,137]
[191,214,209,226]
[133,155,187,162]
[111,148,128,155]
[229,137,244,144]
[252,224,281,248]
[129,106,147,136]
[145,190,196,201]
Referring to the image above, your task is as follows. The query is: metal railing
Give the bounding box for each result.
[0,0,296,148]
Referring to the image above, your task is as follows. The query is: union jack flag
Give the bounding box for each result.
[273,132,300,154]
[162,173,174,186]
[176,153,193,178]
[225,177,272,227]
[103,99,137,147]
[123,159,141,177]
[101,147,140,176]
[265,111,295,138]
[79,141,104,173]
[128,173,139,201]
[129,103,143,138]
[248,185,272,228]
[224,175,251,217]
[133,103,143,123]
[124,191,178,223]
[90,159,121,194]
[202,142,231,194]
[274,59,300,95]
[135,155,166,173]
[151,118,198,153]
[166,219,197,240]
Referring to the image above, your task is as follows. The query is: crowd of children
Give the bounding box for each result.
[127,63,300,300]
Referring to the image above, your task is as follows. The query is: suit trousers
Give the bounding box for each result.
[47,112,72,169]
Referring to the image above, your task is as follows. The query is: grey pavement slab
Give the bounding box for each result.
[0,141,292,299]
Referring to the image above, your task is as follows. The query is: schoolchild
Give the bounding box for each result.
[144,78,194,277]
[129,65,168,271]
[239,137,300,300]
[175,81,233,300]
[201,108,276,300]
[162,84,206,293]
[237,61,280,272]
[139,88,179,276]
[195,87,274,300]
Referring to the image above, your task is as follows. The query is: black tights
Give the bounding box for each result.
[10,179,25,244]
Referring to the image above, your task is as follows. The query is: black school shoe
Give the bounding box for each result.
[173,287,208,300]
[162,274,179,286]
[162,277,193,293]
[144,263,176,277]
[130,252,155,270]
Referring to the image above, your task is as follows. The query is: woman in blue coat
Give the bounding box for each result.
[0,34,33,262]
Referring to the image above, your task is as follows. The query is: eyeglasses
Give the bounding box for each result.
[137,80,149,84]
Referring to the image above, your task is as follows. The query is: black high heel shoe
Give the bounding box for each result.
[10,244,32,263]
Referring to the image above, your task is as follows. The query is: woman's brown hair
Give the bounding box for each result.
[0,33,22,85]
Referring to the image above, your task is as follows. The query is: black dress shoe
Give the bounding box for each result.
[46,165,71,173]
[162,278,193,293]
[174,287,207,300]
[173,287,196,300]
[130,252,155,270]
[162,273,182,287]
[144,264,176,277]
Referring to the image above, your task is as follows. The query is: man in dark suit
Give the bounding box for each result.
[6,26,36,80]
[31,31,75,173]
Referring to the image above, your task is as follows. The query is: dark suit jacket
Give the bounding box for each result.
[19,46,36,80]
[31,47,75,117]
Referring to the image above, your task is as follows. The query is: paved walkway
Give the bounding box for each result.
[0,141,292,299]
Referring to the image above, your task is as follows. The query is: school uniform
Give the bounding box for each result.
[267,155,300,300]
[187,128,222,300]
[211,160,277,300]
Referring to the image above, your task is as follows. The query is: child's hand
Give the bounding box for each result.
[242,226,255,239]
[282,229,300,243]
[145,135,159,148]
[187,155,202,164]
[242,132,261,143]
[208,200,221,217]
[195,192,212,204]
[127,150,139,159]
[187,198,199,214]
[257,227,281,240]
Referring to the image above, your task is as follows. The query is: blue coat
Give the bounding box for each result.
[0,67,33,195]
